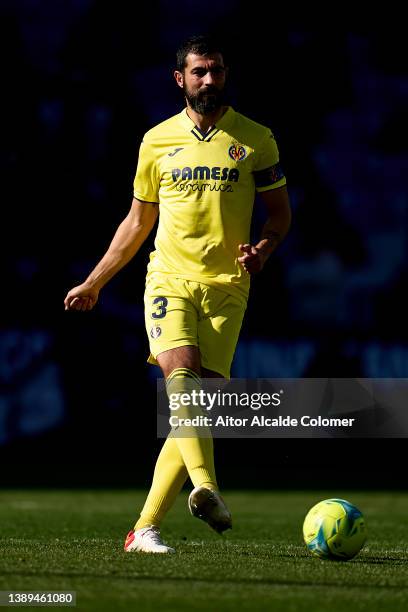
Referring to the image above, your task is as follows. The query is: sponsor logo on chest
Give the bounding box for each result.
[171,166,239,182]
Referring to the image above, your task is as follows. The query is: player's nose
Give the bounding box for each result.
[203,71,215,86]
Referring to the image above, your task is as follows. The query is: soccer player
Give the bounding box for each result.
[64,35,291,553]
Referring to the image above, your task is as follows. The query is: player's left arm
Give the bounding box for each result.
[238,185,291,274]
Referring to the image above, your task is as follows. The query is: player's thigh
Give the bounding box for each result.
[198,295,246,378]
[156,345,201,378]
[144,277,199,366]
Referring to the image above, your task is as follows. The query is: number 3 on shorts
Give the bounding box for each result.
[151,296,168,319]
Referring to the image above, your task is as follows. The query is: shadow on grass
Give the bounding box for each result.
[357,555,408,565]
[2,569,408,590]
[175,546,407,565]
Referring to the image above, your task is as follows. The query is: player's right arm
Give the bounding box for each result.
[64,198,158,311]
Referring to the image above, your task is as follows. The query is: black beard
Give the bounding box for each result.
[184,85,224,115]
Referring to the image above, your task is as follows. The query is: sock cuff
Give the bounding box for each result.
[166,367,201,387]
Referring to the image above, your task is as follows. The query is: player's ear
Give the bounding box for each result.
[174,70,184,89]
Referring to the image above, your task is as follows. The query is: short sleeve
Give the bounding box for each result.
[133,140,160,203]
[253,131,287,193]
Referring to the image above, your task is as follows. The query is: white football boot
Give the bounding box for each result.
[124,526,175,554]
[188,486,232,534]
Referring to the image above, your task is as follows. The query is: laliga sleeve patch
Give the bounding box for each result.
[253,163,285,188]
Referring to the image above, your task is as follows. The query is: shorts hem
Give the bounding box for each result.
[198,358,230,380]
[147,341,199,366]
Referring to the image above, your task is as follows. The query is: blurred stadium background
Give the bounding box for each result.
[1,2,407,488]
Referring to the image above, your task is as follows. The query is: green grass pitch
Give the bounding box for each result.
[1,490,408,611]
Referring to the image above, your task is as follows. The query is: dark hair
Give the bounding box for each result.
[176,34,226,72]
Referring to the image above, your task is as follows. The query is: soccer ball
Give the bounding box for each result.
[303,498,366,561]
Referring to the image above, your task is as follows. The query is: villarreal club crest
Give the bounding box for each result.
[228,143,247,162]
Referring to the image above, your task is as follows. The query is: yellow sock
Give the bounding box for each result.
[134,367,218,530]
[135,436,188,530]
[166,367,218,491]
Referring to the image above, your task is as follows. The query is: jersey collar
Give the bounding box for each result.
[179,106,235,139]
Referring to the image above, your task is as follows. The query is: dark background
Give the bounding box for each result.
[1,2,407,488]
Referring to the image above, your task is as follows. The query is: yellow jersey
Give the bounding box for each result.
[133,106,286,300]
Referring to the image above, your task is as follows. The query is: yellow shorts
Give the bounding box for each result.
[144,273,247,378]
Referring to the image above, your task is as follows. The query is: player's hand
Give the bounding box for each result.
[238,244,265,274]
[64,283,100,311]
